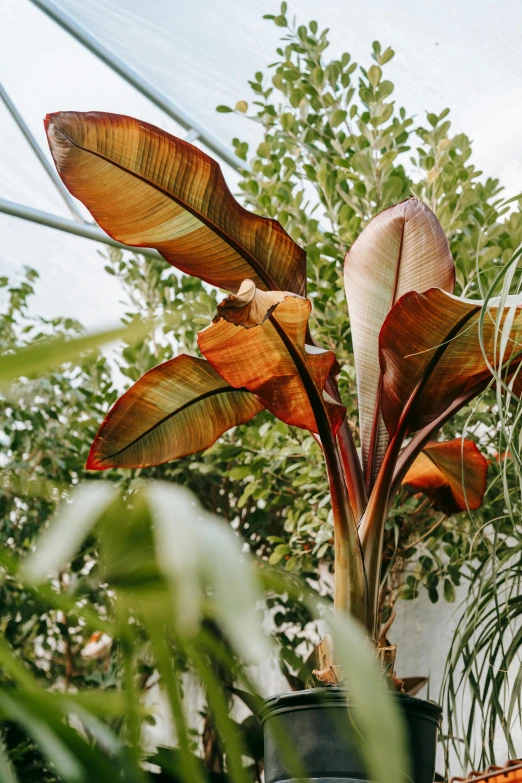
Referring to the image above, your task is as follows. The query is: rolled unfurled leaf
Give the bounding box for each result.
[87,355,263,470]
[198,283,345,434]
[214,279,290,327]
[344,199,454,486]
[45,111,306,295]
[402,439,488,514]
[380,288,522,439]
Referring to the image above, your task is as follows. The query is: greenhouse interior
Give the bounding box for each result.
[0,1,521,781]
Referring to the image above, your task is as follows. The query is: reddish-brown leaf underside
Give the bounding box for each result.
[45,111,306,295]
[402,439,488,514]
[379,287,522,439]
[87,354,263,470]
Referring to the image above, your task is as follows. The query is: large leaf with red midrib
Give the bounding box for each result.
[87,355,263,470]
[45,111,306,296]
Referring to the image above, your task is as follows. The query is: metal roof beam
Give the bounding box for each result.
[0,198,160,259]
[29,0,242,172]
[0,81,85,222]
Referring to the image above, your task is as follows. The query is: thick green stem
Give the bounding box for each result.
[321,420,367,622]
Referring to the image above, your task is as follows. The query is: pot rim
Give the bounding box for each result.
[261,687,442,726]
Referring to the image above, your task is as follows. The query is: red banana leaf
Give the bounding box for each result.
[198,280,345,435]
[87,354,263,470]
[402,439,488,514]
[379,288,522,441]
[344,199,454,488]
[45,111,306,295]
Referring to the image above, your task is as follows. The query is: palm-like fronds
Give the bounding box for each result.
[441,539,522,773]
[441,231,522,774]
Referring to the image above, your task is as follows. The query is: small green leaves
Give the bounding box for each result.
[372,41,395,65]
[444,578,456,603]
[331,108,347,127]
[380,47,395,65]
[381,175,404,205]
[216,104,233,112]
[367,64,382,87]
[269,544,292,565]
[311,65,324,86]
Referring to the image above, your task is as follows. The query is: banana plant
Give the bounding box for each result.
[45,111,522,671]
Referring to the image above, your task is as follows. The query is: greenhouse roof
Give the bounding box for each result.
[1,0,522,328]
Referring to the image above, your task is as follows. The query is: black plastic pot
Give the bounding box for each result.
[262,687,442,783]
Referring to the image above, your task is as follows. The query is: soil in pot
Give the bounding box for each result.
[262,687,442,783]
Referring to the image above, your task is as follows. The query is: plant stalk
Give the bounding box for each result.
[271,315,367,623]
[310,327,367,521]
[322,425,367,621]
[359,430,403,638]
[325,375,367,521]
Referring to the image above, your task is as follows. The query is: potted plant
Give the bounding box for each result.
[44,111,520,782]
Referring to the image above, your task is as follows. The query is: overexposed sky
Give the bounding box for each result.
[1,0,522,327]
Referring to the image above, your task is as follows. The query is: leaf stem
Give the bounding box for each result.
[324,375,367,521]
[270,315,367,623]
[361,308,480,637]
[359,429,403,638]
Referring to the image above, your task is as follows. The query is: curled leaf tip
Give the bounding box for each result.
[214,279,295,328]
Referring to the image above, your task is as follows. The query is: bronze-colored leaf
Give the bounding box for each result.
[198,284,345,435]
[87,355,263,470]
[379,288,522,439]
[45,111,306,295]
[402,439,488,514]
[344,199,454,487]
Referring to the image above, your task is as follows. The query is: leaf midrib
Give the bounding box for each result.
[98,385,252,462]
[365,215,406,489]
[55,125,282,292]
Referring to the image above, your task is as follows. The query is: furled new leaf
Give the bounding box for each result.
[402,439,488,514]
[198,280,345,434]
[379,288,522,439]
[45,111,306,295]
[344,199,454,487]
[87,354,263,470]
